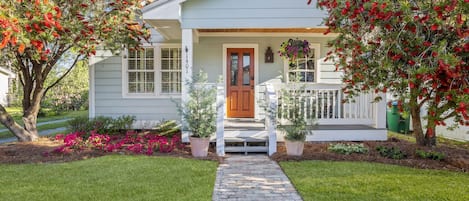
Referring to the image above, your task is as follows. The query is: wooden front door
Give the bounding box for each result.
[227,48,255,118]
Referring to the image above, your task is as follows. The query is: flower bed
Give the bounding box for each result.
[52,130,185,155]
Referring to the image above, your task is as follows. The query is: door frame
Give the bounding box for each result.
[222,44,259,119]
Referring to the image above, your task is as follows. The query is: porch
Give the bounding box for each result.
[183,83,387,156]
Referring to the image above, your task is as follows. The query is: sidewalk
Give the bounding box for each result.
[212,155,302,201]
[0,118,70,133]
[0,127,67,144]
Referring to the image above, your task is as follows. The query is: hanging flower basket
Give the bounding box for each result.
[279,38,312,64]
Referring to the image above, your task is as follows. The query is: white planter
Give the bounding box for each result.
[285,140,304,156]
[190,137,210,157]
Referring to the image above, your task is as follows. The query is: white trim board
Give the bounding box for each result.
[89,64,96,118]
[200,32,339,38]
[222,44,260,120]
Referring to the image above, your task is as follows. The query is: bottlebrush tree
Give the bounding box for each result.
[316,0,468,146]
[0,0,150,141]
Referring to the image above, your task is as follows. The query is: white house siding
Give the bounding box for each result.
[93,56,180,128]
[92,35,339,125]
[0,72,9,105]
[181,0,326,29]
[192,36,334,83]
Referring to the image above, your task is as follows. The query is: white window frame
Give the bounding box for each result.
[122,44,182,98]
[284,43,320,83]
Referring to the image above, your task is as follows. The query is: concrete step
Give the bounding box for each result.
[225,146,269,153]
[224,135,268,155]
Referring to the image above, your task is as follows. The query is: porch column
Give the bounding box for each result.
[216,84,225,156]
[375,93,387,129]
[181,29,193,140]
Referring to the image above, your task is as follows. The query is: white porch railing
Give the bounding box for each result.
[270,83,382,127]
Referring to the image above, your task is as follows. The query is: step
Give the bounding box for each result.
[225,146,269,153]
[224,136,269,155]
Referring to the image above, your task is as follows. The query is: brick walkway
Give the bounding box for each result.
[212,155,302,201]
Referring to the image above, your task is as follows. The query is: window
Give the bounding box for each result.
[127,48,155,94]
[124,45,182,97]
[160,47,181,94]
[285,44,319,83]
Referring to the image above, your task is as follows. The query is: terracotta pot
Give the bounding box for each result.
[190,137,210,157]
[285,140,304,156]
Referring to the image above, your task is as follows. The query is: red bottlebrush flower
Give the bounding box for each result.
[385,24,392,30]
[25,24,32,32]
[423,41,431,47]
[345,1,350,9]
[432,52,438,57]
[18,43,25,53]
[409,81,415,89]
[391,54,402,61]
[52,32,59,38]
[408,60,415,65]
[431,24,438,31]
[446,95,452,101]
[341,8,348,15]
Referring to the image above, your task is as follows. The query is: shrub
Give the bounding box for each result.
[376,146,407,159]
[416,150,445,161]
[328,143,368,155]
[154,120,180,136]
[67,115,136,136]
[66,116,93,133]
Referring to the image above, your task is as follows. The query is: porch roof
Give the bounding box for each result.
[142,0,329,40]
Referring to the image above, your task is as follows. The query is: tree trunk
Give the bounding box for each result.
[425,120,437,146]
[410,106,425,146]
[0,105,39,141]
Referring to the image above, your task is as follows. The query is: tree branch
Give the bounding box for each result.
[43,55,81,97]
[441,110,458,121]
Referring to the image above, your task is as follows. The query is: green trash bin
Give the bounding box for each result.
[387,102,400,133]
[386,102,410,134]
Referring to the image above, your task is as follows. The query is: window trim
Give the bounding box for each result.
[122,43,182,99]
[284,43,320,84]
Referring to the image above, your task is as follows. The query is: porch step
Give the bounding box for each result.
[224,135,269,155]
[224,119,265,131]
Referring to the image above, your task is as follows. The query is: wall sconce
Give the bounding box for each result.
[265,46,274,63]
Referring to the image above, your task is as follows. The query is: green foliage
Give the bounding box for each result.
[277,84,314,141]
[0,0,150,141]
[281,161,469,201]
[328,143,368,155]
[67,115,136,135]
[154,120,180,137]
[318,0,469,146]
[176,71,216,138]
[42,61,89,112]
[376,146,407,159]
[66,116,92,133]
[416,150,445,161]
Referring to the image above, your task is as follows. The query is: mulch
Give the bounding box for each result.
[1,137,468,173]
[272,137,469,173]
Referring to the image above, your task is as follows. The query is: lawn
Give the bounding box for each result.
[0,107,87,129]
[0,155,217,201]
[280,161,469,201]
[0,108,87,138]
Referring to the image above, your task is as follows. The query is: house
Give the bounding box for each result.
[0,67,15,106]
[89,0,388,156]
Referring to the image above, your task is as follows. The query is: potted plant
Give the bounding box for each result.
[176,70,216,157]
[278,85,314,156]
[279,38,312,66]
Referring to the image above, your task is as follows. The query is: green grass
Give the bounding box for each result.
[0,155,217,201]
[0,108,87,129]
[389,131,469,150]
[281,161,469,201]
